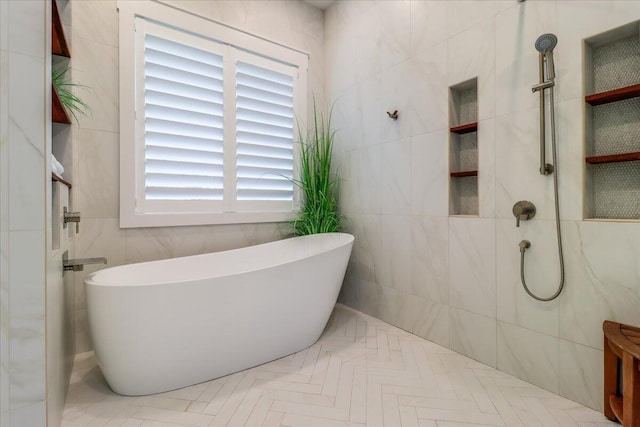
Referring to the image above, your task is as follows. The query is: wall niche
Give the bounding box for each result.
[449,78,478,216]
[584,21,640,220]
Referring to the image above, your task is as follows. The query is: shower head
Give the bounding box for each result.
[535,33,557,80]
[535,33,557,53]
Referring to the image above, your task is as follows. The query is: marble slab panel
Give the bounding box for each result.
[379,215,412,294]
[494,0,557,117]
[497,321,560,394]
[447,19,496,121]
[71,36,118,133]
[410,0,447,55]
[73,0,118,48]
[410,130,449,217]
[495,107,556,221]
[380,0,411,70]
[559,220,640,350]
[409,41,448,137]
[448,217,496,318]
[496,219,560,337]
[72,129,119,220]
[559,339,603,411]
[411,215,449,304]
[450,307,497,368]
[8,0,45,59]
[381,139,412,215]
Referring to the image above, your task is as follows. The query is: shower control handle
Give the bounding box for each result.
[513,201,536,227]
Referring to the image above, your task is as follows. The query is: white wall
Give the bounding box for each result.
[0,0,48,425]
[328,0,640,411]
[70,0,326,353]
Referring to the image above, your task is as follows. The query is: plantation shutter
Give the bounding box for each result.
[235,57,295,202]
[142,26,225,202]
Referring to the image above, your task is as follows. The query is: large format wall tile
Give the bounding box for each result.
[497,321,560,394]
[559,339,603,411]
[8,231,46,409]
[411,130,449,217]
[72,129,119,220]
[411,216,449,304]
[555,98,584,221]
[73,0,118,48]
[450,307,497,368]
[380,0,410,70]
[446,1,497,39]
[125,227,174,264]
[71,35,119,133]
[496,219,560,337]
[381,139,411,215]
[345,214,383,286]
[0,231,8,415]
[412,297,449,348]
[478,118,496,218]
[410,41,448,137]
[349,145,382,215]
[7,0,45,59]
[410,1,447,56]
[449,217,496,318]
[8,53,45,232]
[494,0,557,117]
[556,0,640,103]
[447,19,496,121]
[379,215,412,294]
[495,107,556,221]
[0,49,7,234]
[560,220,640,350]
[381,59,414,143]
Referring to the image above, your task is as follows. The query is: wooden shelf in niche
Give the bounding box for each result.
[52,0,70,58]
[450,170,478,178]
[52,85,72,124]
[450,122,478,134]
[52,173,72,189]
[585,84,640,106]
[586,152,640,164]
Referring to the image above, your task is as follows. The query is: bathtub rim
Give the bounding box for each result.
[85,232,354,287]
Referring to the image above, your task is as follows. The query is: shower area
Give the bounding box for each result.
[331,0,640,412]
[3,1,640,425]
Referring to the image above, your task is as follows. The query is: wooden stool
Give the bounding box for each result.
[603,320,640,427]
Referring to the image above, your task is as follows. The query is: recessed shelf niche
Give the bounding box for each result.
[449,78,478,216]
[584,22,640,220]
[52,0,72,125]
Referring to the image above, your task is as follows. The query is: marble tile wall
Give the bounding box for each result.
[330,0,640,412]
[70,0,325,353]
[0,0,48,425]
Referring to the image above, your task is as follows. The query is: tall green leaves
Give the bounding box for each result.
[291,105,341,236]
[52,67,92,123]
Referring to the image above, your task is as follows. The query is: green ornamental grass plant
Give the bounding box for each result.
[52,67,92,123]
[291,105,342,236]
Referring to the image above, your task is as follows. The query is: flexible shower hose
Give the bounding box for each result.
[520,86,565,302]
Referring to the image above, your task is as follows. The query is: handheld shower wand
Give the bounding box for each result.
[531,33,558,175]
[535,33,557,80]
[520,33,565,302]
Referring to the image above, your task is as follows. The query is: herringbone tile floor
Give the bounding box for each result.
[62,304,615,427]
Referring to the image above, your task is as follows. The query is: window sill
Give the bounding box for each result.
[119,210,295,228]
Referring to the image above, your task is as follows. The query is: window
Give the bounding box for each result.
[118,1,307,227]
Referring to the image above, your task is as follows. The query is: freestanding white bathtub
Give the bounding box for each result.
[84,232,354,396]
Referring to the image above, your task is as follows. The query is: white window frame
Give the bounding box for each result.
[118,0,308,228]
